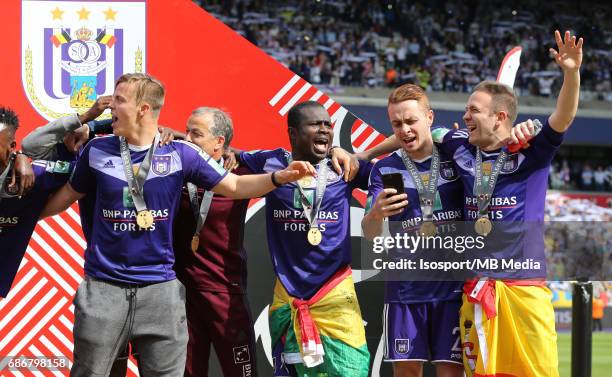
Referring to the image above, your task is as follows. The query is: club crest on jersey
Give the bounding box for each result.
[21,0,146,121]
[501,153,519,173]
[395,339,410,354]
[326,168,341,184]
[439,161,458,181]
[152,155,171,176]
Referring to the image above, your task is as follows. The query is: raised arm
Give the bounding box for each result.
[548,30,583,133]
[40,183,85,219]
[211,160,316,199]
[21,115,83,160]
[22,96,111,159]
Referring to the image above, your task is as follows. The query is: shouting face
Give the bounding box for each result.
[289,105,333,164]
[388,99,433,159]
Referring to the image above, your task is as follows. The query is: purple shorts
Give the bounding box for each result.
[383,300,462,364]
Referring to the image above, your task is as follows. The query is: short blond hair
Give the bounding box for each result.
[473,81,518,122]
[115,73,165,116]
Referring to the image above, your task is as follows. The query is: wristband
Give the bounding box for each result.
[271,171,282,187]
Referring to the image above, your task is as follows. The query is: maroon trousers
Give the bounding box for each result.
[185,288,258,377]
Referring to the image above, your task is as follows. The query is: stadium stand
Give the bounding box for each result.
[196,0,612,101]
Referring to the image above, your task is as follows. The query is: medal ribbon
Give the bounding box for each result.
[399,146,440,223]
[474,147,508,218]
[119,133,160,213]
[287,152,328,230]
[187,157,223,238]
[0,153,17,202]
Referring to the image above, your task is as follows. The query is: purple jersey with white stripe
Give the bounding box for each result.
[366,150,464,303]
[433,119,564,278]
[69,136,227,284]
[240,149,371,300]
[0,160,73,297]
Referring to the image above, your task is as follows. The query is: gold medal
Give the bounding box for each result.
[136,210,154,229]
[298,175,313,188]
[474,217,493,236]
[191,235,200,253]
[419,221,437,237]
[307,227,322,246]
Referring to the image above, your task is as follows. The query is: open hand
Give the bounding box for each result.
[550,30,583,73]
[275,161,317,185]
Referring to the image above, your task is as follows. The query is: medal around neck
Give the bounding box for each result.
[191,235,200,253]
[474,217,493,236]
[136,209,154,229]
[419,221,437,237]
[307,227,322,246]
[298,175,313,188]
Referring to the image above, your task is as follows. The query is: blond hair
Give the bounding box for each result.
[115,73,165,116]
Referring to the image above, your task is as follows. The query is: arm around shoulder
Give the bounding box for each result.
[40,183,85,219]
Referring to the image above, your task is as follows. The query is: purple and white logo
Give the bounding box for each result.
[439,161,459,181]
[22,1,146,121]
[502,153,520,173]
[152,155,172,176]
[395,339,410,354]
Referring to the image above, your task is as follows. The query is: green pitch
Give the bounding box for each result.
[557,331,612,376]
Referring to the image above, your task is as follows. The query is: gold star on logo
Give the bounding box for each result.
[104,7,118,21]
[51,7,64,20]
[77,7,90,21]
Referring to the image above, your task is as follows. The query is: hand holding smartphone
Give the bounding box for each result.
[382,173,407,205]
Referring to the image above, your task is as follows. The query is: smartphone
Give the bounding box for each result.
[382,173,405,195]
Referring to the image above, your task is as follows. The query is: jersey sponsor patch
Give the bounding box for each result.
[122,186,135,208]
[45,160,71,174]
[293,188,314,209]
[431,127,450,143]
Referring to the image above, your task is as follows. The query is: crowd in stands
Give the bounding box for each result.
[544,193,612,281]
[195,0,612,280]
[549,160,612,192]
[196,0,612,101]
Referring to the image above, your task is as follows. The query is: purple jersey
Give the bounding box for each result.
[69,136,227,284]
[432,119,564,278]
[240,149,371,300]
[0,160,72,297]
[366,150,464,303]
